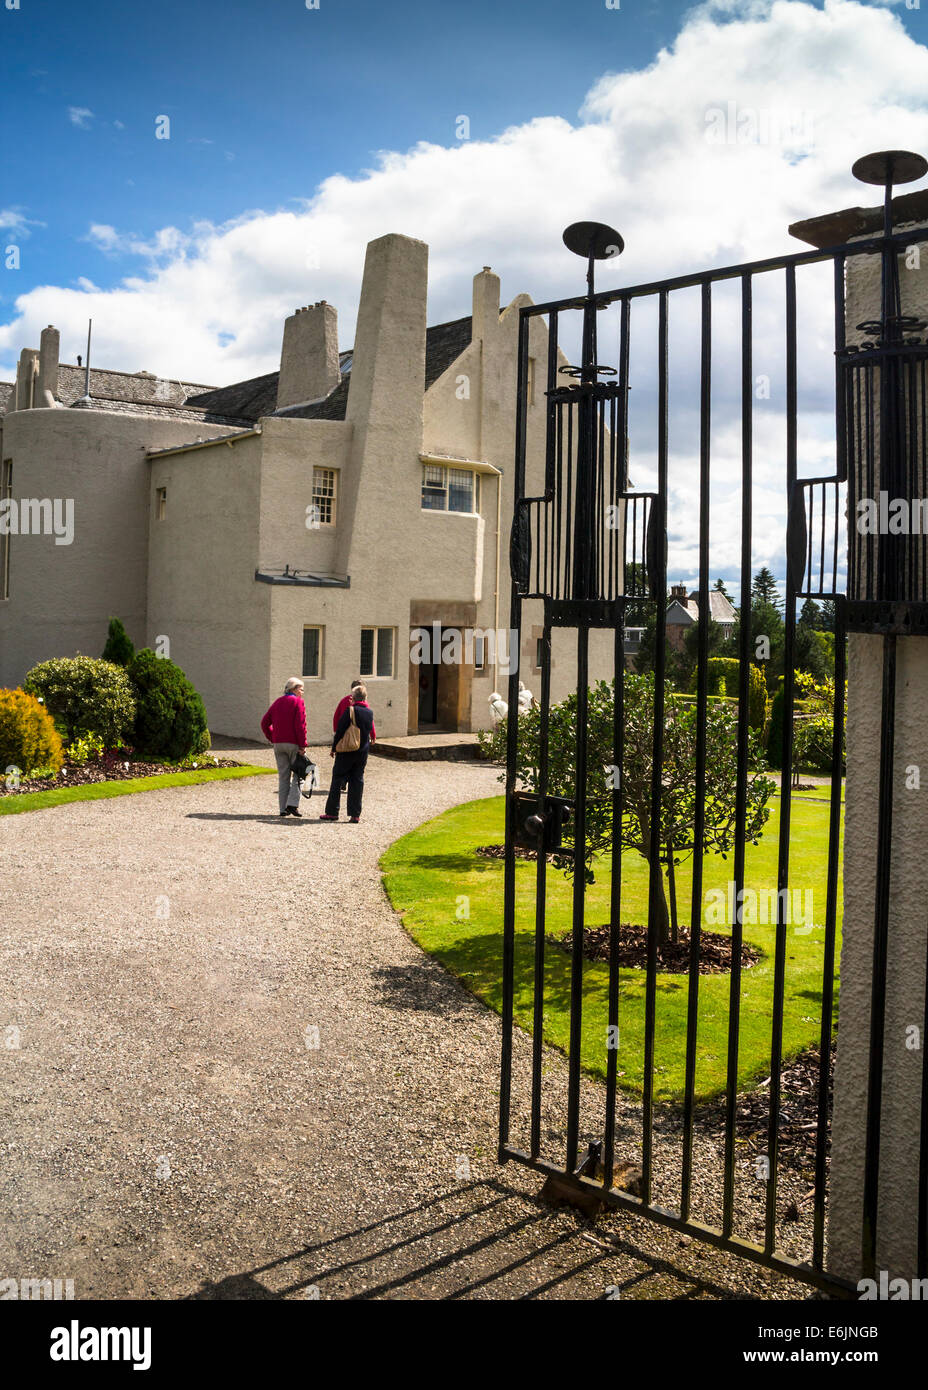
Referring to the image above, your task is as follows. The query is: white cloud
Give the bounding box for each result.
[85,224,189,260]
[0,208,44,236]
[2,0,926,579]
[67,106,94,129]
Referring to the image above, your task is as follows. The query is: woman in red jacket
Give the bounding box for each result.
[261,677,308,817]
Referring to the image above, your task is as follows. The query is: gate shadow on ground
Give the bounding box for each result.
[370,961,475,1017]
[185,1179,740,1301]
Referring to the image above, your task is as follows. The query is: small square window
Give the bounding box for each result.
[302,626,323,679]
[360,627,395,679]
[421,464,478,515]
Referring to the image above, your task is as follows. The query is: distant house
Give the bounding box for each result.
[665,582,736,651]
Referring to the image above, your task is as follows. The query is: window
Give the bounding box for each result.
[0,460,11,600]
[156,487,166,521]
[360,626,395,679]
[302,625,323,679]
[312,467,337,526]
[535,638,545,671]
[474,636,486,672]
[420,464,478,514]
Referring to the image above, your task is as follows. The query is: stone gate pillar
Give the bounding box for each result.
[791,176,928,1287]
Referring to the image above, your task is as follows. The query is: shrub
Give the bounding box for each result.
[691,657,740,697]
[0,688,64,777]
[101,617,135,667]
[128,649,209,760]
[748,663,767,732]
[66,732,106,765]
[686,659,766,729]
[24,656,136,746]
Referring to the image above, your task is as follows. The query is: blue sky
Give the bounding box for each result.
[3,0,928,583]
[3,0,684,299]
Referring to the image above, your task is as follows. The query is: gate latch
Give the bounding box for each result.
[511,792,573,853]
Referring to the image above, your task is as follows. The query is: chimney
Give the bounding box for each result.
[276,301,340,410]
[669,583,688,601]
[14,349,39,411]
[472,265,500,343]
[38,325,60,405]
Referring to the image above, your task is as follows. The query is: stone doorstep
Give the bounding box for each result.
[370,734,486,762]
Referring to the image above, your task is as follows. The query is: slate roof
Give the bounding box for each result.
[184,316,475,426]
[68,396,252,428]
[666,589,737,626]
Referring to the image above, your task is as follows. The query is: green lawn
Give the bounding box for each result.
[0,763,275,815]
[381,793,842,1104]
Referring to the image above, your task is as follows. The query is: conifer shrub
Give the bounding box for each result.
[0,688,65,777]
[101,617,135,666]
[127,649,209,760]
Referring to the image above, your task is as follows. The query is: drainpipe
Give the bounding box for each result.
[493,470,502,695]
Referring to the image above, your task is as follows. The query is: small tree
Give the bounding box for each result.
[480,673,775,946]
[102,617,135,667]
[128,649,209,760]
[24,656,136,746]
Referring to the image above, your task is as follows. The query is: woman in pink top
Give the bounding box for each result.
[261,677,308,817]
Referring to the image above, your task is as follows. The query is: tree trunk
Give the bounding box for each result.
[639,826,672,949]
[666,846,679,945]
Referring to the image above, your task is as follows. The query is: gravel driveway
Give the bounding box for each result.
[0,742,810,1300]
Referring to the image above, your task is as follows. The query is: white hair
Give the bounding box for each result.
[285,677,304,693]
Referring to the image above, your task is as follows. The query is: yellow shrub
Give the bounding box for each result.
[0,688,65,778]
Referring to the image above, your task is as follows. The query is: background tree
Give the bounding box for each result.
[101,616,135,667]
[479,673,775,947]
[623,560,651,626]
[751,566,782,609]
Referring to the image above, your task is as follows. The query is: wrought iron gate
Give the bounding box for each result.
[497,153,928,1293]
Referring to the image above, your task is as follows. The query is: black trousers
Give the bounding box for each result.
[325,749,368,818]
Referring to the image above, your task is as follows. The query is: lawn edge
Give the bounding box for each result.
[379,793,836,1108]
[0,763,275,815]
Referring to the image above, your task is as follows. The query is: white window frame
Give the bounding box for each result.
[302,625,324,680]
[420,463,479,516]
[360,626,396,680]
[474,635,487,672]
[156,486,167,521]
[312,467,338,527]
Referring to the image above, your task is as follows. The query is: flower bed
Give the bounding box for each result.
[1,749,241,796]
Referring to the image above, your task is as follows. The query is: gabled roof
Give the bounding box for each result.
[184,315,475,426]
[666,599,696,627]
[666,588,737,627]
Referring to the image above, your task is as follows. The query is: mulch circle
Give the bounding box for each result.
[476,845,760,975]
[703,1041,835,1178]
[0,753,242,797]
[546,922,760,975]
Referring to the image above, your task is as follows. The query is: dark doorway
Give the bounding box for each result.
[417,659,439,725]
